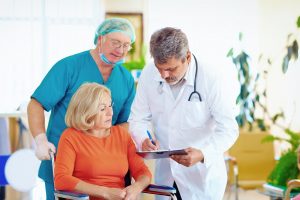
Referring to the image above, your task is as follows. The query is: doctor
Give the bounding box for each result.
[129,27,239,200]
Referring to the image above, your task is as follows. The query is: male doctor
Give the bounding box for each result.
[129,27,239,200]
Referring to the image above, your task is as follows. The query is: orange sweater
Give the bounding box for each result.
[54,126,151,199]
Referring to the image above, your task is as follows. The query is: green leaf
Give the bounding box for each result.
[287,46,293,59]
[261,135,282,143]
[255,94,260,102]
[284,129,300,151]
[272,112,284,123]
[239,32,243,41]
[267,59,272,65]
[256,119,267,131]
[297,16,300,28]
[292,40,298,60]
[263,90,267,97]
[267,151,299,187]
[282,55,289,73]
[227,48,234,57]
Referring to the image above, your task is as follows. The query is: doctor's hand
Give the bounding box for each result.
[34,133,56,160]
[141,138,160,151]
[170,147,204,167]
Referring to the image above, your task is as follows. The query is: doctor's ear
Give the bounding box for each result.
[186,51,192,63]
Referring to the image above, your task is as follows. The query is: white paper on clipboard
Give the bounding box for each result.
[137,149,187,159]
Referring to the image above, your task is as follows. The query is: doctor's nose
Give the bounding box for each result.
[160,70,170,79]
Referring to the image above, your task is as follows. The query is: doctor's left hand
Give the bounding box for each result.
[170,147,204,167]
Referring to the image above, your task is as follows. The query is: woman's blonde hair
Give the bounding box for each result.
[65,82,111,131]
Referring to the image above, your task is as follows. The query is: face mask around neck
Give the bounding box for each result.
[99,53,125,66]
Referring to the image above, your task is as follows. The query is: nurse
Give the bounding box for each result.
[129,27,239,200]
[27,18,136,199]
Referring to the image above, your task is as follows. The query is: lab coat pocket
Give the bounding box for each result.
[180,101,210,130]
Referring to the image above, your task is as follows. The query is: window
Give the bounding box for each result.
[0,0,104,111]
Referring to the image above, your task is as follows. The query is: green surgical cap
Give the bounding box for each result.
[93,18,136,45]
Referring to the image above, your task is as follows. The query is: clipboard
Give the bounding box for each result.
[137,149,187,159]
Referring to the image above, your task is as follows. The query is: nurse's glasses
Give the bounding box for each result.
[108,38,132,52]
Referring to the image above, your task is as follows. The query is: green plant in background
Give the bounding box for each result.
[262,129,300,153]
[267,151,298,187]
[282,16,300,73]
[123,43,146,71]
[263,129,300,187]
[261,17,300,187]
[227,33,283,132]
[227,33,256,130]
[227,16,300,132]
[228,16,300,188]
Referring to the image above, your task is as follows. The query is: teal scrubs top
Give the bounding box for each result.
[31,50,135,182]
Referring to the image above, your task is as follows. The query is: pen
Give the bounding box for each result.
[147,130,156,145]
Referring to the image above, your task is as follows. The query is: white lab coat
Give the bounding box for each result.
[129,55,239,200]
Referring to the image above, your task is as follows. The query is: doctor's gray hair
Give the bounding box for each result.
[150,27,189,64]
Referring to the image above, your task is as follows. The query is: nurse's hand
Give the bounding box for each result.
[34,133,56,160]
[141,138,160,151]
[170,147,204,167]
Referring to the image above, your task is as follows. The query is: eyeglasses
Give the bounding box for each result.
[108,38,132,52]
[99,102,114,112]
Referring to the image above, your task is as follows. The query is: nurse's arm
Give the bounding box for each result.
[170,147,204,167]
[27,98,46,138]
[27,98,56,159]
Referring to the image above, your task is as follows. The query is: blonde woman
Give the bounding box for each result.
[54,83,151,200]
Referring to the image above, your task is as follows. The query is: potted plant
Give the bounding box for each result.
[262,129,300,188]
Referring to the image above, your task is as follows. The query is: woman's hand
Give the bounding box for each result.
[103,187,126,200]
[123,182,144,200]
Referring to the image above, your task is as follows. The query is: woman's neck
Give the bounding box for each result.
[85,128,111,138]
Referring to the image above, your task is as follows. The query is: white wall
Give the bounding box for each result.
[147,0,260,61]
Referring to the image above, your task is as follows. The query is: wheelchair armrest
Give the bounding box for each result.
[285,179,300,200]
[143,184,176,196]
[54,190,89,200]
[54,185,176,199]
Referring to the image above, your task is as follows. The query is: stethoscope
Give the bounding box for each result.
[157,54,202,102]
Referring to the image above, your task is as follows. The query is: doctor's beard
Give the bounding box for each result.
[166,74,185,86]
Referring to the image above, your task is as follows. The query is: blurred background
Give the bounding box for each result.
[0,0,300,199]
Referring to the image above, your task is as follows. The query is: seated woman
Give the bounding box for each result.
[54,82,151,200]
